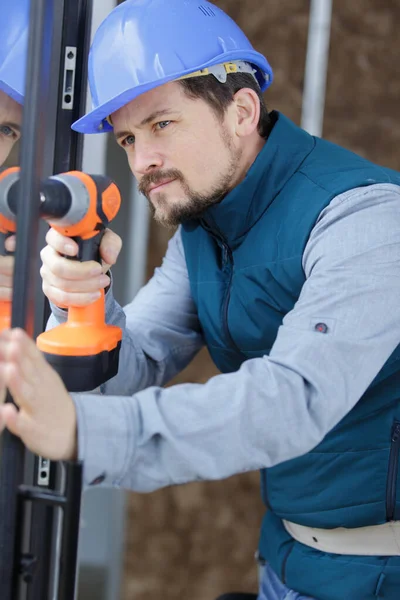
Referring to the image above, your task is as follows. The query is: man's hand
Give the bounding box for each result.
[40,227,122,307]
[0,328,77,461]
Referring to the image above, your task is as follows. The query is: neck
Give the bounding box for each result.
[235,133,267,187]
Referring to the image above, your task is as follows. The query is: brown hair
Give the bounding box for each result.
[178,72,272,139]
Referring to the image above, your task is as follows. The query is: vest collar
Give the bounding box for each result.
[201,111,315,244]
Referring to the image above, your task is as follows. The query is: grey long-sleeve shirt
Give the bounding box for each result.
[48,183,400,491]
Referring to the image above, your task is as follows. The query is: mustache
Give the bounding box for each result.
[138,169,184,196]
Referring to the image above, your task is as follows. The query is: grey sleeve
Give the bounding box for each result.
[71,184,400,491]
[48,227,204,395]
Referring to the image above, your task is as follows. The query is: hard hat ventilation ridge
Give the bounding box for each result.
[198,5,216,17]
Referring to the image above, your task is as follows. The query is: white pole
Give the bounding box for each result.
[301,0,333,137]
[79,4,130,600]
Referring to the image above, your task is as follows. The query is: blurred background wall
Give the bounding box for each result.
[2,1,397,598]
[120,1,400,599]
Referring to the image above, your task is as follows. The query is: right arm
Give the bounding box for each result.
[45,228,204,395]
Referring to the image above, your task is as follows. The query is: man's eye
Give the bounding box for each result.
[156,121,171,130]
[0,125,17,139]
[121,134,135,147]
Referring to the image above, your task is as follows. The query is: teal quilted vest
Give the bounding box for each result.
[181,112,400,599]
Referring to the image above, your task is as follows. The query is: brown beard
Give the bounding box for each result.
[138,131,241,228]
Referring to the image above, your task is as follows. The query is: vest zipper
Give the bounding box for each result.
[386,420,400,521]
[200,219,240,353]
[221,241,239,351]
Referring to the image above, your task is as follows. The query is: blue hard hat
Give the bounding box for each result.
[0,0,30,105]
[72,0,273,134]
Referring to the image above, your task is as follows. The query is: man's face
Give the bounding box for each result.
[0,90,22,167]
[111,81,242,228]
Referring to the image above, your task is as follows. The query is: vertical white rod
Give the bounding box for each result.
[301,0,333,137]
[79,5,129,600]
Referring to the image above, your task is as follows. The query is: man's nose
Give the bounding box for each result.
[130,141,164,177]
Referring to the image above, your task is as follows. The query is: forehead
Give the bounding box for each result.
[111,81,202,128]
[0,90,22,124]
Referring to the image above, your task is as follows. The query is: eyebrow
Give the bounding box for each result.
[114,109,175,141]
[0,121,21,133]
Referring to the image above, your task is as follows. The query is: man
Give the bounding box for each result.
[1,1,400,599]
[0,3,27,167]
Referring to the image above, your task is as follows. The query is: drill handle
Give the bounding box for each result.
[63,229,108,326]
[68,229,106,264]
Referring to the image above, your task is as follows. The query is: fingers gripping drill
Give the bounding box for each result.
[0,167,123,391]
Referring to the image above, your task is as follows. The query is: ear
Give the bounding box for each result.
[232,88,261,137]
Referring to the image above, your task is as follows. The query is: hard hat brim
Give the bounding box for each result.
[72,50,273,135]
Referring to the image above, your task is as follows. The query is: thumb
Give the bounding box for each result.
[99,228,122,271]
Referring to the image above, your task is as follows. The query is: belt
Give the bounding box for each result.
[283,519,400,556]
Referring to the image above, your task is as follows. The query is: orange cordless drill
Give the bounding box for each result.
[0,168,123,391]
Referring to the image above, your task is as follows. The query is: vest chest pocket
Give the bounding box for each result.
[386,420,400,521]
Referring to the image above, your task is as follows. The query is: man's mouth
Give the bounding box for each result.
[148,179,176,194]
